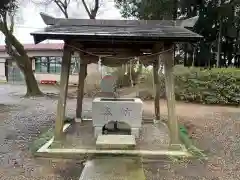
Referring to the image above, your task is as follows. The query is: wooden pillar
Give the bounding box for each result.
[153,58,160,120]
[55,43,72,140]
[76,54,88,121]
[163,44,179,144]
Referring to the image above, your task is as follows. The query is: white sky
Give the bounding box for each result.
[0,0,122,45]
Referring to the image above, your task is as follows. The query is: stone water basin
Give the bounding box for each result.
[92,97,143,138]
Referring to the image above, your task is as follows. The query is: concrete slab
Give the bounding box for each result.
[96,135,136,150]
[79,158,145,180]
[49,121,170,151]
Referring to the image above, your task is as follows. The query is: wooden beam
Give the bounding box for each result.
[76,53,88,121]
[139,54,158,65]
[82,55,99,64]
[70,43,143,56]
[83,53,138,64]
[55,43,71,140]
[71,41,154,50]
[163,44,179,144]
[153,59,160,120]
[85,48,141,55]
[152,44,163,121]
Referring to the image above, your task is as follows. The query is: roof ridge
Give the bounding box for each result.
[39,13,198,28]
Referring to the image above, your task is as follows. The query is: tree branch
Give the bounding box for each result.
[55,0,65,7]
[0,21,22,67]
[54,0,68,18]
[2,11,8,29]
[0,18,28,59]
[65,0,71,7]
[82,0,99,19]
[82,0,92,18]
[90,0,99,19]
[9,14,14,33]
[4,14,20,64]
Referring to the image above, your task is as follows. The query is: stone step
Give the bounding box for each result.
[79,157,145,180]
[96,135,136,150]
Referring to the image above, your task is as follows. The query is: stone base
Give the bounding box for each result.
[75,118,82,123]
[96,135,136,150]
[94,127,103,138]
[95,92,119,98]
[131,128,140,138]
[94,126,141,139]
[169,144,187,151]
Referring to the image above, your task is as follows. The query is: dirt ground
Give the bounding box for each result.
[0,84,239,180]
[143,101,240,180]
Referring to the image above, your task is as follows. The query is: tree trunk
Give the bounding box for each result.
[184,44,188,66]
[216,18,222,68]
[0,22,42,97]
[191,46,196,67]
[16,56,42,97]
[23,68,42,97]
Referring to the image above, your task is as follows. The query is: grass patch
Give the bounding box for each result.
[179,124,207,160]
[29,117,75,155]
[29,127,53,155]
[167,123,207,163]
[0,80,7,83]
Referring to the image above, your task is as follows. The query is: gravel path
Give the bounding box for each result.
[0,85,90,179]
[0,84,239,179]
[143,104,240,180]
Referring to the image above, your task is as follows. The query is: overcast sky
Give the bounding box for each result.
[0,0,122,45]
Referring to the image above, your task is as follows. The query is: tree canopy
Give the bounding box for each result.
[0,0,17,16]
[115,0,175,20]
[115,0,240,68]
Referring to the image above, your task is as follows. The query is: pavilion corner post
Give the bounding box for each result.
[152,44,162,121]
[153,58,160,121]
[163,43,179,145]
[76,53,88,121]
[55,43,72,140]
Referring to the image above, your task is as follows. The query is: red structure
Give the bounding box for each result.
[40,80,57,84]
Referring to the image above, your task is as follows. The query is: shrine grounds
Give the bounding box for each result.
[0,84,239,180]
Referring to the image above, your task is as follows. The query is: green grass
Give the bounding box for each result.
[29,128,53,155]
[179,124,207,160]
[29,117,75,155]
[0,80,7,83]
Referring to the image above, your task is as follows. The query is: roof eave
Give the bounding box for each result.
[31,32,203,44]
[31,33,47,44]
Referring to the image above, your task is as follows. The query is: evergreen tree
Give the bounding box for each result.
[114,0,240,68]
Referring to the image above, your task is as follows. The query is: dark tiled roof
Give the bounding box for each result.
[31,13,202,44]
[39,13,198,28]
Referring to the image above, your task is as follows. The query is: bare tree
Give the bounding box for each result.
[0,0,42,96]
[82,0,99,19]
[35,0,101,19]
[32,0,71,18]
[51,0,70,18]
